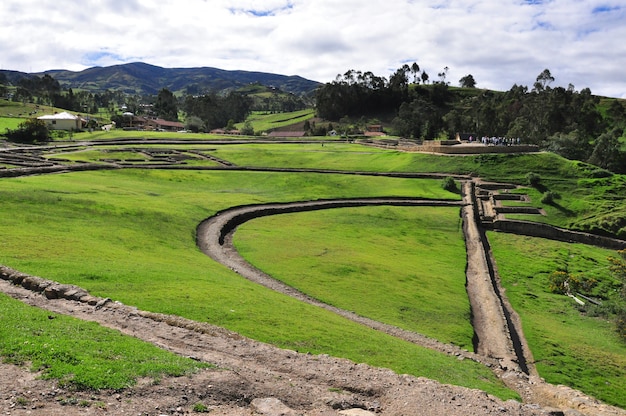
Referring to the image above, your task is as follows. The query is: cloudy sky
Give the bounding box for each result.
[1,0,625,97]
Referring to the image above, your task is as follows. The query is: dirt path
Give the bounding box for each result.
[461,181,517,364]
[0,275,549,416]
[196,198,491,364]
[194,187,625,416]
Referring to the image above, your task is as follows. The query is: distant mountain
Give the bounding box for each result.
[1,62,321,96]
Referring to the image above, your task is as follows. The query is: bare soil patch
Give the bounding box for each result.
[0,279,550,416]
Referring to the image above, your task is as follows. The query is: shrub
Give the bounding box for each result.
[240,120,254,136]
[548,271,569,294]
[526,172,541,187]
[5,118,50,144]
[541,190,560,205]
[548,271,596,295]
[54,130,67,139]
[441,176,457,192]
[185,116,204,133]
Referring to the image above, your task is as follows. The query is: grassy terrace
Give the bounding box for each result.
[1,140,625,405]
[234,206,472,348]
[489,233,626,408]
[236,109,316,132]
[207,146,626,237]
[0,169,516,399]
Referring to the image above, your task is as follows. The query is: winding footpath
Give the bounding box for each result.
[194,190,525,371]
[194,182,626,415]
[195,198,492,364]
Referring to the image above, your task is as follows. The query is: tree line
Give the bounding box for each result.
[2,74,311,133]
[6,74,129,115]
[315,66,626,173]
[4,69,625,171]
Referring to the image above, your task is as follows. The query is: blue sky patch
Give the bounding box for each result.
[533,20,554,30]
[230,1,293,17]
[81,51,125,67]
[592,5,620,14]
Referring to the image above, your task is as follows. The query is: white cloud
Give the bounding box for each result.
[1,0,625,97]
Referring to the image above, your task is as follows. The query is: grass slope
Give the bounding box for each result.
[1,143,624,405]
[0,293,209,390]
[488,232,626,408]
[234,206,473,349]
[237,109,315,132]
[0,169,515,399]
[208,146,626,236]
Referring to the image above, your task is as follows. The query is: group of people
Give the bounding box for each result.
[468,136,522,146]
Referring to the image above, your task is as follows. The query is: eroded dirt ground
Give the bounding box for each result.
[0,279,560,416]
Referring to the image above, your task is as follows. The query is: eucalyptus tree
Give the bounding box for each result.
[154,88,179,121]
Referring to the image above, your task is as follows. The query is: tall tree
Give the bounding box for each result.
[533,68,555,91]
[588,129,623,172]
[392,96,440,139]
[183,91,250,130]
[607,100,626,127]
[410,62,420,84]
[459,74,476,88]
[154,88,179,121]
[437,66,449,85]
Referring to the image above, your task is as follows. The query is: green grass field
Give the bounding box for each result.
[236,109,315,132]
[234,206,472,349]
[1,140,625,406]
[0,169,517,399]
[488,232,626,408]
[0,293,210,390]
[0,117,27,132]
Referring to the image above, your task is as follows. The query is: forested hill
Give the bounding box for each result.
[0,62,320,96]
[315,66,626,173]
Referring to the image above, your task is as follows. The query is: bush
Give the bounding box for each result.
[441,176,458,192]
[541,190,560,205]
[548,270,596,295]
[5,119,50,144]
[240,120,254,136]
[185,116,204,133]
[192,402,209,413]
[526,172,541,187]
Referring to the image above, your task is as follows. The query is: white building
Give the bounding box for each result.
[37,112,83,131]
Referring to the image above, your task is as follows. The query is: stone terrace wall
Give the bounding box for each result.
[402,143,539,154]
[490,219,626,250]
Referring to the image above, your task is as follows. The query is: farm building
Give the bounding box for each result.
[142,117,184,132]
[364,125,386,137]
[122,115,184,132]
[37,112,83,131]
